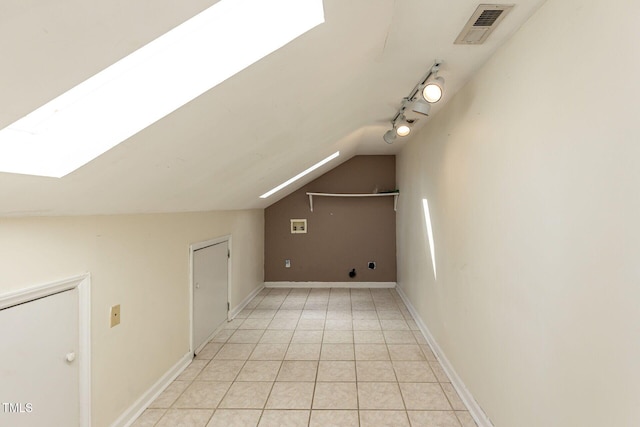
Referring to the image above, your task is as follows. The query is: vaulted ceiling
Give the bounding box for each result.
[0,0,545,216]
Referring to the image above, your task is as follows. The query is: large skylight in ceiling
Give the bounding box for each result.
[0,0,324,178]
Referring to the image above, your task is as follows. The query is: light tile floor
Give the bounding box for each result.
[132,288,478,427]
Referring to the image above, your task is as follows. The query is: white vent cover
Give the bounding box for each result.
[455,4,514,45]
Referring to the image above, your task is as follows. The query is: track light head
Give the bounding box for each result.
[395,115,412,137]
[396,124,411,137]
[384,114,413,143]
[422,76,445,103]
[383,129,397,144]
[405,98,431,116]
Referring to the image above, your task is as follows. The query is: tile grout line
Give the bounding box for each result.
[254,287,291,426]
[306,288,325,426]
[353,288,362,427]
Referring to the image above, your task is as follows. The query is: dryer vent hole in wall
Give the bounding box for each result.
[349,268,356,278]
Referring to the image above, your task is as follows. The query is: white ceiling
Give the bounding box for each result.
[0,0,545,216]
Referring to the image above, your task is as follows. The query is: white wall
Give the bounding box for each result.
[0,210,264,427]
[396,0,640,426]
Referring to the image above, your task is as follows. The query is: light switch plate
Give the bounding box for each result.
[110,304,121,328]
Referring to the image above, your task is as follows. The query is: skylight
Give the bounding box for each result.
[260,151,340,199]
[0,0,325,178]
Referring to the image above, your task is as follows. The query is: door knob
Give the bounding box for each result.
[66,352,76,363]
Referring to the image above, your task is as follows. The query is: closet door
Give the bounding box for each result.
[193,241,228,353]
[0,288,79,427]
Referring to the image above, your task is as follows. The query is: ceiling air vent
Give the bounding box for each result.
[455,4,514,45]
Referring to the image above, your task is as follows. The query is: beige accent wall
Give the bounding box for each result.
[396,0,640,425]
[265,155,396,282]
[0,210,264,426]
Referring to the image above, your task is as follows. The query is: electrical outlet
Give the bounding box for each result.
[110,304,121,328]
[285,259,291,268]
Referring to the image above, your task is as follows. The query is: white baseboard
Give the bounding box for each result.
[395,285,494,427]
[230,284,265,319]
[264,281,396,289]
[112,351,192,427]
[112,284,264,426]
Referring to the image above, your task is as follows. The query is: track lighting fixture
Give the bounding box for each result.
[382,60,444,144]
[422,75,445,103]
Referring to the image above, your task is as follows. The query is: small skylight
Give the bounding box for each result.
[422,198,437,280]
[260,151,340,199]
[0,0,325,178]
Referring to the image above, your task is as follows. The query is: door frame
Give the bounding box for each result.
[0,273,92,427]
[189,235,231,355]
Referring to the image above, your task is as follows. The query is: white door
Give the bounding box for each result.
[193,241,228,354]
[0,289,79,427]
